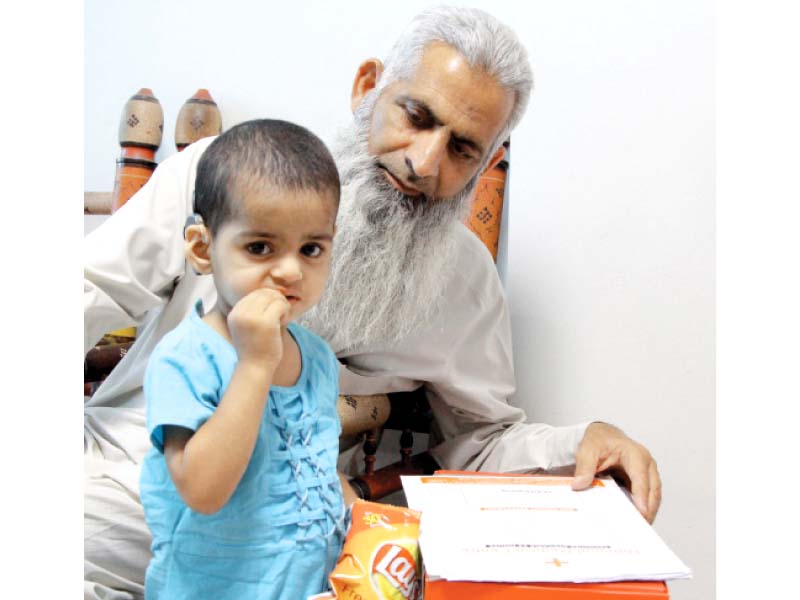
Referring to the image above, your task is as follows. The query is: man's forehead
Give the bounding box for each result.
[390,42,513,147]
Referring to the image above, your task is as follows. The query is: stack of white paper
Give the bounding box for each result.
[400,474,691,584]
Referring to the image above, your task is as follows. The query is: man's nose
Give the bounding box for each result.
[271,255,303,284]
[406,129,448,180]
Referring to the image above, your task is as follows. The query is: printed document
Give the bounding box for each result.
[401,474,690,583]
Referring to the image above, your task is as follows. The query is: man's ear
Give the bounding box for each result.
[351,58,383,113]
[184,224,213,275]
[482,144,508,175]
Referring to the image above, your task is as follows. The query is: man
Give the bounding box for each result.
[84,7,660,599]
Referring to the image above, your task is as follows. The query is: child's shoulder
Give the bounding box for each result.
[288,322,331,354]
[288,322,338,369]
[149,307,230,369]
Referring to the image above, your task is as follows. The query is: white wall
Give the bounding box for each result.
[85,2,715,599]
[500,6,714,600]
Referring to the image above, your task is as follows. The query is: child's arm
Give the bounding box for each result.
[163,288,290,514]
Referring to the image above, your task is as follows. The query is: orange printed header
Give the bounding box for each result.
[422,475,604,487]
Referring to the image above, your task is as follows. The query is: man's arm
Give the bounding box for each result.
[424,256,589,474]
[425,227,661,521]
[83,138,215,355]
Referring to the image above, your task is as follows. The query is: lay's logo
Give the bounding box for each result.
[371,542,420,600]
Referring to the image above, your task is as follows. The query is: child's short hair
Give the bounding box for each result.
[193,119,340,234]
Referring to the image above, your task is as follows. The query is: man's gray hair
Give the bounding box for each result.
[377,5,533,153]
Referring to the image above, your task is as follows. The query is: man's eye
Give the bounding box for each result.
[246,242,271,256]
[451,141,474,160]
[406,107,428,128]
[301,244,323,258]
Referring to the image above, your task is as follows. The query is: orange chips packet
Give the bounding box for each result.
[329,500,422,600]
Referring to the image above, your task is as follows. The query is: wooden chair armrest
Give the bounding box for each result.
[337,394,391,436]
[349,451,439,501]
[84,341,134,383]
[340,388,438,501]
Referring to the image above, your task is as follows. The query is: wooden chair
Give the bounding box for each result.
[332,390,438,501]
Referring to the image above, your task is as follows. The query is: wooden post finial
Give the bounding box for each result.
[175,88,223,151]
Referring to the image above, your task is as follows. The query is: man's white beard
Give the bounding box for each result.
[300,102,479,354]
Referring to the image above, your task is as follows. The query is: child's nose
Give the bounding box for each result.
[271,255,303,284]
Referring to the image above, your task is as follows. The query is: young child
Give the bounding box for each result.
[139,119,353,599]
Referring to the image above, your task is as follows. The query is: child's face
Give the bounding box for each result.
[208,183,337,322]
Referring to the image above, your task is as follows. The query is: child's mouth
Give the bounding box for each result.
[271,286,300,304]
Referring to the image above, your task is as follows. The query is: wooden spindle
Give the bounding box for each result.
[105,89,163,346]
[400,428,414,466]
[111,88,163,212]
[363,428,379,476]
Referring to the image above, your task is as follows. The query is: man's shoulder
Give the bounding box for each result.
[448,223,503,291]
[452,223,496,264]
[153,136,217,182]
[130,136,217,203]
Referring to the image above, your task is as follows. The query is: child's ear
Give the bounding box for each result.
[184,224,213,275]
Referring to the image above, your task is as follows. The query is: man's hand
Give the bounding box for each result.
[571,422,661,523]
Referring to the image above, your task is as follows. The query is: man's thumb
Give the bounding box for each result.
[571,450,598,491]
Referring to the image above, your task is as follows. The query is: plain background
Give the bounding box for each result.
[83,1,713,599]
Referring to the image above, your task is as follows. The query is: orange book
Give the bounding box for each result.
[424,576,668,599]
[421,471,670,599]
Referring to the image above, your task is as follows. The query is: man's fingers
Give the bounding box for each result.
[645,461,662,524]
[571,423,662,524]
[624,449,652,520]
[571,444,600,491]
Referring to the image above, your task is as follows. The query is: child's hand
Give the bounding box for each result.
[227,288,290,369]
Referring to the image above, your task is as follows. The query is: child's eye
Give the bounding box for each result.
[246,242,271,256]
[301,243,323,258]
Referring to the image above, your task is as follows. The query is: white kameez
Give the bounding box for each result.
[83,136,588,599]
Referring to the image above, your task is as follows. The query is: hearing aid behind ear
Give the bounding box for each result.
[184,213,208,243]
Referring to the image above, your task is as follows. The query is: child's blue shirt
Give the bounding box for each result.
[140,301,345,599]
